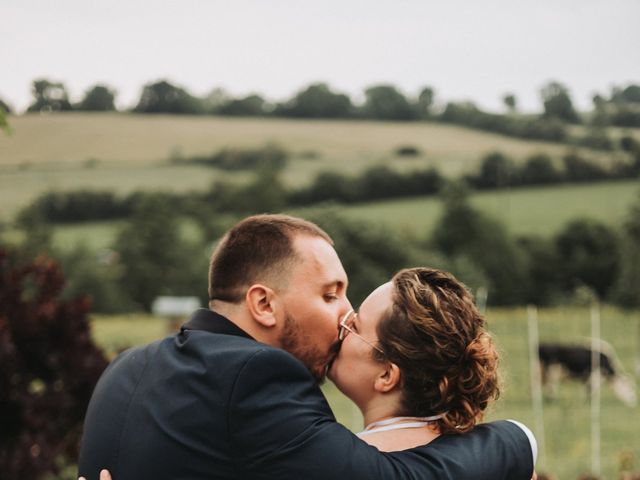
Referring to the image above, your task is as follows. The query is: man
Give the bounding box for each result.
[79,214,534,480]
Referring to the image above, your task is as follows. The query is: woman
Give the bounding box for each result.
[329,267,534,456]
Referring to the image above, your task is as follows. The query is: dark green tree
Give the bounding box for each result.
[562,152,608,181]
[13,208,54,261]
[0,98,12,114]
[114,195,208,310]
[362,84,415,120]
[59,245,130,313]
[612,191,640,307]
[469,152,518,189]
[0,101,10,135]
[356,166,407,200]
[518,235,563,305]
[416,86,435,118]
[289,171,354,205]
[432,184,529,305]
[276,83,353,118]
[202,87,230,113]
[77,84,116,111]
[134,80,203,114]
[611,84,640,104]
[206,159,288,214]
[26,78,72,113]
[540,81,580,123]
[555,218,620,298]
[238,162,288,213]
[520,153,560,185]
[592,93,607,115]
[309,211,426,305]
[218,94,267,116]
[503,93,517,113]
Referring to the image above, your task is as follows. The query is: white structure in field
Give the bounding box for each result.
[152,296,201,331]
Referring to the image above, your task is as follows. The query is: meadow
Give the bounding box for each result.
[40,179,640,253]
[1,112,630,220]
[90,307,640,480]
[299,179,640,238]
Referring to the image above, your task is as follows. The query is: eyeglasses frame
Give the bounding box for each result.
[338,309,385,356]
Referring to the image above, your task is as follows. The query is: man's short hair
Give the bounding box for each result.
[208,214,333,303]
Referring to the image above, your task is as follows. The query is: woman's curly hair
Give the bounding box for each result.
[374,267,500,434]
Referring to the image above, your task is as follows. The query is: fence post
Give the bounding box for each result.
[590,301,601,476]
[476,286,488,315]
[527,305,546,468]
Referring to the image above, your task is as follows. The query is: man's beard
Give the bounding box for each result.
[279,312,341,383]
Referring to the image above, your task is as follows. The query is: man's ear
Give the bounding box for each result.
[245,284,278,328]
[374,362,401,393]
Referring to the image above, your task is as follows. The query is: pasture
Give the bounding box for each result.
[41,179,640,253]
[321,179,640,237]
[0,112,627,220]
[90,307,640,480]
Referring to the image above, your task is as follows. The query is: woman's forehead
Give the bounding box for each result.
[359,282,393,325]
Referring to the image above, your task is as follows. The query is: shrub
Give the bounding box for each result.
[288,171,354,205]
[574,128,614,150]
[17,190,131,223]
[182,145,288,171]
[309,211,428,305]
[0,248,108,479]
[466,152,520,189]
[395,145,421,156]
[520,154,561,185]
[517,235,563,305]
[612,191,640,307]
[432,184,529,305]
[555,218,620,299]
[113,195,209,311]
[440,102,568,142]
[562,152,609,182]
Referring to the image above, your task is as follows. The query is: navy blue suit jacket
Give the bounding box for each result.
[79,309,533,479]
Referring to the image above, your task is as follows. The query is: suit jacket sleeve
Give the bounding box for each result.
[228,348,534,480]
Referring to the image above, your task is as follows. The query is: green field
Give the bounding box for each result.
[319,179,640,237]
[1,112,627,220]
[90,307,640,480]
[42,179,639,252]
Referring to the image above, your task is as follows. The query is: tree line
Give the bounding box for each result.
[2,78,640,135]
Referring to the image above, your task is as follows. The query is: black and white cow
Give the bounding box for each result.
[537,342,637,407]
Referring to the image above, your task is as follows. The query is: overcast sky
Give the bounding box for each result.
[2,0,639,113]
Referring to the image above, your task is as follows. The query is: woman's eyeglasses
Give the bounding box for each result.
[338,309,385,355]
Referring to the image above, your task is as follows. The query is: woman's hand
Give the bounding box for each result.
[79,469,112,480]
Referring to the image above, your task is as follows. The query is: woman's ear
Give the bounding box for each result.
[245,284,277,328]
[374,362,401,393]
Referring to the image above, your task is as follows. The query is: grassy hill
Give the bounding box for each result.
[1,112,627,219]
[309,179,640,237]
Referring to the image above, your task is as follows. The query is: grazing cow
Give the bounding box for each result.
[537,342,637,407]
